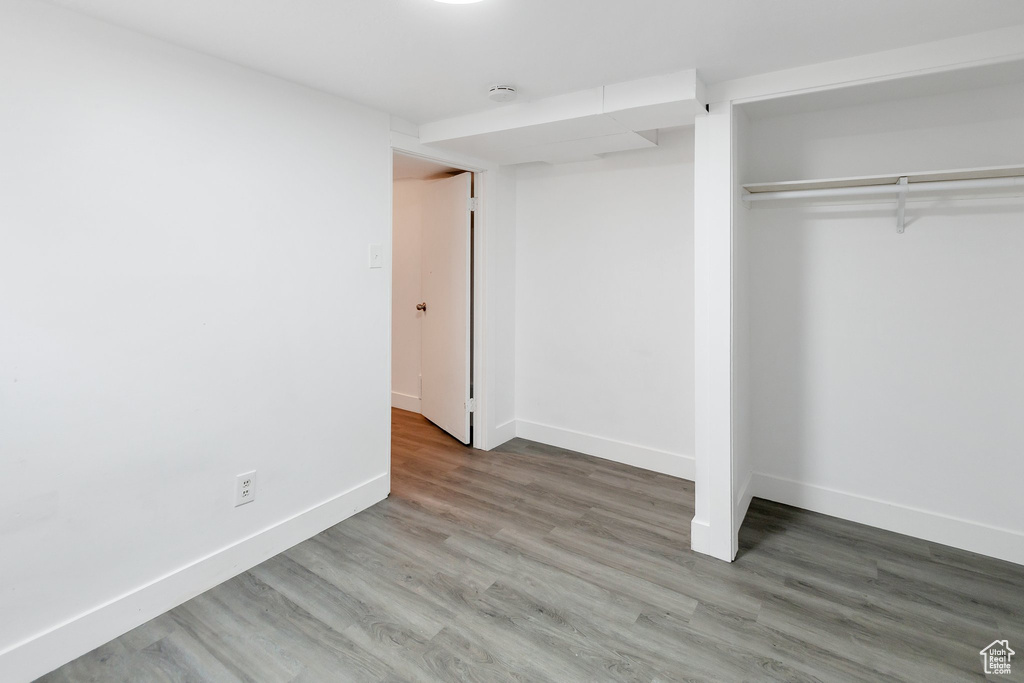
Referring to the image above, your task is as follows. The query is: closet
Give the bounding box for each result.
[730,60,1024,565]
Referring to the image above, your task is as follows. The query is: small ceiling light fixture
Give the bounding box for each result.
[489,85,517,103]
[433,0,486,3]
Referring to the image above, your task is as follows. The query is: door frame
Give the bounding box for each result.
[389,132,499,461]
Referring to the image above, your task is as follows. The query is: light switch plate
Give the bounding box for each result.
[369,244,383,269]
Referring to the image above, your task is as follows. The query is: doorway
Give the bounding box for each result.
[391,151,477,447]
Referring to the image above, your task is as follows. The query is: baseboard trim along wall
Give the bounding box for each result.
[0,474,390,683]
[391,391,421,414]
[690,518,711,555]
[515,420,695,481]
[493,420,517,449]
[750,473,1024,566]
[734,471,754,538]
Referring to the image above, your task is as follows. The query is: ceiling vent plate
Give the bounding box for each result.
[489,85,517,103]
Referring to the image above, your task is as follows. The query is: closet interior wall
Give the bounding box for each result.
[732,106,755,535]
[735,73,1024,564]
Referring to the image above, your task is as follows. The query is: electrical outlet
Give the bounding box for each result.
[235,471,256,507]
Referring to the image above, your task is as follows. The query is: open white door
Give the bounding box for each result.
[420,172,472,444]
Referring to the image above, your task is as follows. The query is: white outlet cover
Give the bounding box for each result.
[235,470,256,507]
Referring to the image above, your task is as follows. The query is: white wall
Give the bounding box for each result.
[743,82,1024,183]
[392,179,424,412]
[0,2,391,679]
[514,128,695,479]
[740,80,1024,564]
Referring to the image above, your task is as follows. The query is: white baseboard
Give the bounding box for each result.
[690,517,710,554]
[492,419,516,449]
[1,474,389,683]
[751,473,1024,566]
[515,420,695,481]
[734,471,754,537]
[391,391,420,414]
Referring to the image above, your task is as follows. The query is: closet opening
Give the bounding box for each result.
[728,59,1024,565]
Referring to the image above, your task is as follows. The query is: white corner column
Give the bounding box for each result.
[691,101,737,561]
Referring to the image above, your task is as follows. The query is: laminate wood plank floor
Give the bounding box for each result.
[41,409,1024,682]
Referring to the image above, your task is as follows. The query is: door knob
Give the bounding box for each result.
[416,302,427,312]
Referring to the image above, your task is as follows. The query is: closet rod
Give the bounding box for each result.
[744,175,1024,202]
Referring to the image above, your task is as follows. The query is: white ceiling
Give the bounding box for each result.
[47,0,1024,124]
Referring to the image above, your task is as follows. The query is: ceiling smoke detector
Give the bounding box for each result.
[488,85,517,103]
